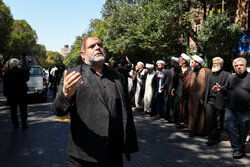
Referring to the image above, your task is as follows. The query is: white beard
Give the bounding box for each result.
[212,66,221,72]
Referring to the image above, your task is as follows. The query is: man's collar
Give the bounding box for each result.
[236,71,247,78]
[89,63,107,76]
[213,69,222,75]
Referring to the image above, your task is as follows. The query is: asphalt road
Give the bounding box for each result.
[0,81,249,167]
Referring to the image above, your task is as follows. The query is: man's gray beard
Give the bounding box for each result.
[85,51,106,66]
[236,68,246,75]
[212,66,221,72]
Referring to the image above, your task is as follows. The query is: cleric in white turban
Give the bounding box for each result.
[181,53,191,63]
[145,63,154,69]
[137,61,144,67]
[171,57,179,63]
[156,60,165,66]
[192,55,204,64]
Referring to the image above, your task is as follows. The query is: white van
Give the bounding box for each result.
[26,65,47,100]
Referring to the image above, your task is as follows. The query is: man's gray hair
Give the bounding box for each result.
[232,57,247,66]
[80,36,95,52]
[10,58,19,67]
[212,57,224,65]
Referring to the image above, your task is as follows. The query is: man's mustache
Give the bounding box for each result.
[93,50,105,57]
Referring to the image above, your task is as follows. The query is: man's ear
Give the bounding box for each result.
[80,51,85,62]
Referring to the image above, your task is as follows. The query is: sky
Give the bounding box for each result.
[3,0,106,52]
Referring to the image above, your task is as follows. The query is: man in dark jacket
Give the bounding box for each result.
[116,56,132,91]
[176,53,192,129]
[202,57,230,146]
[213,57,250,159]
[3,58,29,130]
[53,36,138,166]
[152,60,167,119]
[163,57,179,122]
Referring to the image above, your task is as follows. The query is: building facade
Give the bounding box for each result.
[189,0,250,54]
[59,45,71,57]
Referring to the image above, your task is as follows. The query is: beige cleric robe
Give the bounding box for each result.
[187,68,210,133]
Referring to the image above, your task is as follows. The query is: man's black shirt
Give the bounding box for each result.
[91,65,123,152]
[223,71,250,110]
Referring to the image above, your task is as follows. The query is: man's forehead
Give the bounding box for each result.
[86,37,101,44]
[234,60,245,65]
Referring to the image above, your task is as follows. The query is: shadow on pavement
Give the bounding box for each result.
[124,111,250,167]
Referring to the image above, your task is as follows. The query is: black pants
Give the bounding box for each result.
[69,152,123,167]
[173,96,180,123]
[165,94,175,120]
[10,102,27,128]
[205,99,224,141]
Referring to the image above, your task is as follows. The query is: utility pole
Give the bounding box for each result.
[222,0,225,11]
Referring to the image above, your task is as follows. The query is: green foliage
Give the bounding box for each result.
[100,0,186,65]
[46,51,64,68]
[32,44,47,68]
[133,1,185,62]
[65,0,244,69]
[0,0,14,67]
[10,20,37,55]
[198,11,242,69]
[88,19,107,40]
[63,35,83,67]
[0,1,13,52]
[1,19,38,67]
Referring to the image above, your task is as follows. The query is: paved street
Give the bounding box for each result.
[0,81,69,167]
[0,81,249,167]
[126,112,250,167]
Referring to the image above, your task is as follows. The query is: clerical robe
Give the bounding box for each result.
[187,68,211,133]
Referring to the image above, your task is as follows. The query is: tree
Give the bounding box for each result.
[88,19,107,42]
[198,11,242,70]
[10,20,37,56]
[46,51,64,68]
[0,0,14,67]
[100,0,186,64]
[63,35,84,67]
[180,0,238,55]
[2,20,38,67]
[32,44,47,68]
[66,0,242,68]
[131,1,185,63]
[102,1,142,61]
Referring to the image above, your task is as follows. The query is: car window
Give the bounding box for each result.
[29,67,43,76]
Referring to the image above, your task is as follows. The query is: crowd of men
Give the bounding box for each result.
[113,54,250,159]
[3,36,249,165]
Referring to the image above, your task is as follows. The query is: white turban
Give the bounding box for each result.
[192,55,204,64]
[156,60,165,66]
[145,63,154,69]
[137,61,144,67]
[171,57,179,63]
[181,53,190,63]
[10,58,19,67]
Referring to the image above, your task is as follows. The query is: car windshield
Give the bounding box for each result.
[29,67,43,76]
